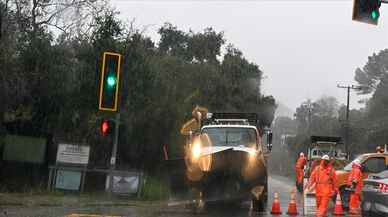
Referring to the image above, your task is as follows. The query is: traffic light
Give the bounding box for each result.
[98,52,122,111]
[100,119,110,136]
[352,0,381,25]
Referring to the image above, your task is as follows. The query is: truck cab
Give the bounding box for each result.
[183,112,272,212]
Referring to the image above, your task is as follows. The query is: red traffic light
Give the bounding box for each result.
[100,119,110,135]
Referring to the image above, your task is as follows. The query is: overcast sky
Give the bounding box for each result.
[111,0,388,111]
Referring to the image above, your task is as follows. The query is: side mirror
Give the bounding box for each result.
[267,132,273,152]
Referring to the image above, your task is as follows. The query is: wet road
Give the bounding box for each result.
[0,175,360,217]
[159,174,304,217]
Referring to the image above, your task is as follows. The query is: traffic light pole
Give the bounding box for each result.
[109,112,120,194]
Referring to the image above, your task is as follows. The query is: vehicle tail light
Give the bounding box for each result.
[378,183,388,193]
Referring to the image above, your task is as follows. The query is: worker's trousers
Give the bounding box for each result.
[296,168,304,184]
[349,192,361,214]
[315,195,330,217]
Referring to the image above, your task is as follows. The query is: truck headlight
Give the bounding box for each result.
[192,141,202,160]
[248,149,257,162]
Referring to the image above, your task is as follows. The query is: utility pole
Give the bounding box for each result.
[337,84,363,156]
[303,100,313,137]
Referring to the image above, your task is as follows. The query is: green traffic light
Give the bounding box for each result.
[107,75,116,87]
[371,10,379,20]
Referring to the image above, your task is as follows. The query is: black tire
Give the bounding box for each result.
[190,190,206,214]
[339,186,350,211]
[192,198,205,214]
[251,197,265,212]
[251,181,268,212]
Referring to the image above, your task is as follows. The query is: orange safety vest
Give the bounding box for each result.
[309,162,337,197]
[295,156,306,183]
[347,164,363,193]
[295,156,306,169]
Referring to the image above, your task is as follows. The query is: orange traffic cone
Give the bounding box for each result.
[333,193,344,216]
[286,188,298,215]
[270,192,282,215]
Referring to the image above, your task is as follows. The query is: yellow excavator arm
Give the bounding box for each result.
[180,106,208,135]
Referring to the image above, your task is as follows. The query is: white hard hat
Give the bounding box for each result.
[353,159,361,167]
[300,152,305,157]
[322,155,330,160]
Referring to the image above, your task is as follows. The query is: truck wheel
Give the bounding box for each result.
[194,199,205,214]
[251,197,265,212]
[192,191,205,214]
[251,182,268,212]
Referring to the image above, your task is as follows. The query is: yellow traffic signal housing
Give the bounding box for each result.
[98,52,122,112]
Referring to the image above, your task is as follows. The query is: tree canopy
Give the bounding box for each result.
[353,49,388,150]
[0,0,276,170]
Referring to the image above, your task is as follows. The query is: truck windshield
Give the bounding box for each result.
[202,127,256,147]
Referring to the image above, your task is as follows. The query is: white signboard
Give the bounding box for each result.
[56,144,90,165]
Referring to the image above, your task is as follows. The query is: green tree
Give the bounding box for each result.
[290,96,342,157]
[354,49,388,150]
[354,49,388,94]
[0,6,277,173]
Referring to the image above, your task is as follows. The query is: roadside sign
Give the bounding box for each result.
[3,135,46,164]
[105,174,140,194]
[55,170,81,191]
[56,144,90,165]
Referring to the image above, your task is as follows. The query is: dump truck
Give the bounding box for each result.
[168,106,273,212]
[302,136,349,215]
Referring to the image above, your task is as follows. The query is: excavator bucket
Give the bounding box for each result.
[180,106,209,136]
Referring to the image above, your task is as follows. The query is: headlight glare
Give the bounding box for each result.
[192,141,202,160]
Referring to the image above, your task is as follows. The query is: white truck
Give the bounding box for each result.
[168,107,273,212]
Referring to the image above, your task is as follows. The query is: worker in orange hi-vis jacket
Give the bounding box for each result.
[295,152,306,191]
[305,155,338,217]
[347,159,363,214]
